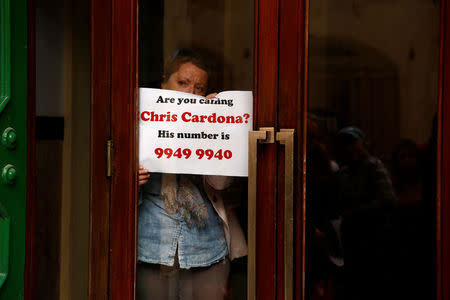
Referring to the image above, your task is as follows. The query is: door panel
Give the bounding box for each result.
[89,0,112,298]
[103,0,281,299]
[304,1,447,300]
[91,0,450,300]
[135,1,281,299]
[254,0,279,299]
[439,2,450,299]
[0,0,28,298]
[277,1,308,300]
[137,1,254,299]
[108,0,138,299]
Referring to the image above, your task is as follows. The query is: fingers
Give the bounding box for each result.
[139,168,150,175]
[139,179,149,186]
[138,175,150,186]
[205,92,218,99]
[138,165,150,186]
[139,172,150,179]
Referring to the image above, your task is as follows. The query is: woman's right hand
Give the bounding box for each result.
[139,165,150,186]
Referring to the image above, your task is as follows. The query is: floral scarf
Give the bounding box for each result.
[161,174,209,228]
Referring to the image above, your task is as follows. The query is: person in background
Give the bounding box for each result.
[305,117,342,300]
[334,126,396,300]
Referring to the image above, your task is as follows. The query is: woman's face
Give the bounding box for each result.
[162,62,208,96]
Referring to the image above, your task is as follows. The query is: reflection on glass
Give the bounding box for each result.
[306,1,440,300]
[138,1,253,299]
[34,0,91,299]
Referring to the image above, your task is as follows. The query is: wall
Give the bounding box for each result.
[309,0,441,145]
[162,0,253,91]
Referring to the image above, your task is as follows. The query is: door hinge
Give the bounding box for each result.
[106,139,113,178]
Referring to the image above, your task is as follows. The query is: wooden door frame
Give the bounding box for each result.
[276,0,307,299]
[252,0,310,299]
[438,1,450,299]
[88,0,282,299]
[22,0,450,299]
[108,0,139,299]
[90,0,140,299]
[254,0,279,298]
[291,1,450,300]
[88,0,113,299]
[86,1,450,300]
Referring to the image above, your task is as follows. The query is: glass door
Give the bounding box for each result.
[137,1,253,299]
[89,0,450,299]
[97,0,284,299]
[304,1,450,300]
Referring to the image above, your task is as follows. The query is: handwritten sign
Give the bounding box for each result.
[139,88,253,176]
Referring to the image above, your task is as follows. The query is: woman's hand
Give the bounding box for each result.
[139,165,150,186]
[206,92,217,99]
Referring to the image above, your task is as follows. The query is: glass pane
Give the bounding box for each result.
[137,0,253,299]
[306,1,440,299]
[35,0,91,299]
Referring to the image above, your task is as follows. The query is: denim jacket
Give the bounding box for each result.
[138,174,228,269]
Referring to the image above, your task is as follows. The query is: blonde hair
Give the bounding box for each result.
[162,48,210,83]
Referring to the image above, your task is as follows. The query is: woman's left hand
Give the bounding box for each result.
[138,165,150,186]
[206,93,217,99]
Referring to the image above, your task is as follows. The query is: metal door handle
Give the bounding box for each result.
[276,129,295,300]
[248,127,274,300]
[0,0,11,115]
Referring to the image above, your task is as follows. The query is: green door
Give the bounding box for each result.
[0,0,28,298]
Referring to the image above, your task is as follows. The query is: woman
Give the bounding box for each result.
[137,49,247,300]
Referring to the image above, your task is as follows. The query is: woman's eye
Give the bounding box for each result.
[195,86,205,93]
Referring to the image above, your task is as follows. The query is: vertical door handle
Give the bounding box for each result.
[0,0,11,115]
[248,127,274,300]
[276,129,295,300]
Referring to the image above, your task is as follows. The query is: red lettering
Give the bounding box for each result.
[181,112,191,122]
[141,111,150,121]
[150,112,160,121]
[179,112,242,124]
[207,113,217,123]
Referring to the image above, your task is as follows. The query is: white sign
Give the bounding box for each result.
[139,88,253,176]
